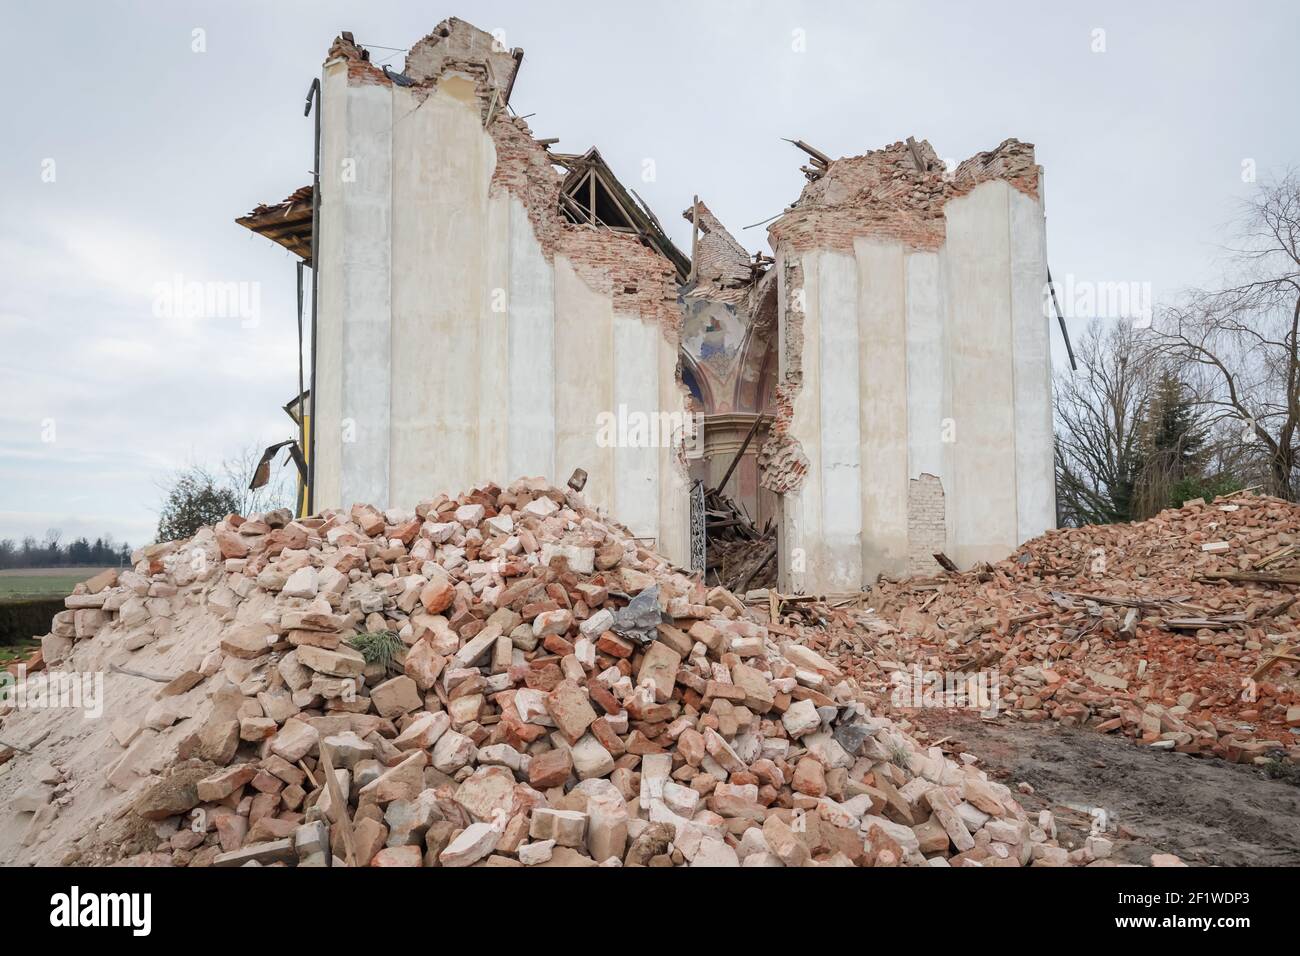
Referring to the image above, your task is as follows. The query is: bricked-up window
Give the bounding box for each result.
[907,474,947,577]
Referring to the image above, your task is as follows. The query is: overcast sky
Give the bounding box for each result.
[2,0,1297,549]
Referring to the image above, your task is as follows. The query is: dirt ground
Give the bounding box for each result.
[917,712,1300,866]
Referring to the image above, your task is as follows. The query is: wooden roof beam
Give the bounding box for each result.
[783,138,832,168]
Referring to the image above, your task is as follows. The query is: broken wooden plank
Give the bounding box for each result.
[1251,544,1296,569]
[1263,595,1299,618]
[1010,609,1053,627]
[1163,616,1242,631]
[317,744,357,867]
[1201,569,1300,586]
[735,542,777,594]
[782,137,832,167]
[1250,644,1298,681]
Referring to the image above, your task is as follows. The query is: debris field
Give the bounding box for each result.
[0,478,1168,868]
[789,493,1300,765]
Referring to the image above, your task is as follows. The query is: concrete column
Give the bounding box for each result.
[1010,180,1056,540]
[506,195,555,481]
[338,81,393,510]
[554,257,614,513]
[855,240,908,579]
[905,249,954,569]
[904,250,947,482]
[312,59,349,512]
[611,312,661,539]
[478,190,511,485]
[390,77,488,505]
[944,180,1019,565]
[816,251,863,589]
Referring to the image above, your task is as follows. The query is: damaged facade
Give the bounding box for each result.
[238,17,1055,594]
[761,137,1055,591]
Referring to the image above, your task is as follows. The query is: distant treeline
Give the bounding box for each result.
[0,533,132,570]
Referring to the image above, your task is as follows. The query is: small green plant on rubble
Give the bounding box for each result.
[348,630,404,672]
[889,741,913,771]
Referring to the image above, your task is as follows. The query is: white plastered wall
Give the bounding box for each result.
[313,67,689,563]
[777,177,1055,590]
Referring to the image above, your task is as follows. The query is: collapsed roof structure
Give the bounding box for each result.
[237,16,1057,595]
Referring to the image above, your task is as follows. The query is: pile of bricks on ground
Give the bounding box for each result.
[5,478,1143,867]
[811,494,1300,766]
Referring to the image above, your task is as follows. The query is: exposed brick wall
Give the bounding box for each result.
[404,17,519,92]
[479,73,691,479]
[907,473,947,576]
[327,34,392,87]
[684,201,753,290]
[486,115,682,346]
[768,137,1040,256]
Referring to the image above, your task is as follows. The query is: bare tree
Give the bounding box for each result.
[153,444,295,544]
[222,443,294,518]
[1150,170,1300,500]
[1054,320,1156,525]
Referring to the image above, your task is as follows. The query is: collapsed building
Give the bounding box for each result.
[237,17,1056,595]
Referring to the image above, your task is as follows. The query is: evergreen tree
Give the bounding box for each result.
[156,468,240,542]
[69,537,92,565]
[1135,372,1215,515]
[1148,372,1206,476]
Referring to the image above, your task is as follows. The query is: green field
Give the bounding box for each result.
[0,637,38,666]
[0,569,110,660]
[0,568,108,604]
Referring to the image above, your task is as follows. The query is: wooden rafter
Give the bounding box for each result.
[556,148,691,281]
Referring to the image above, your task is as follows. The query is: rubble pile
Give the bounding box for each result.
[0,479,1129,867]
[702,484,777,594]
[852,494,1300,764]
[709,533,777,595]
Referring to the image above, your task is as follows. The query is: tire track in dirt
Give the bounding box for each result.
[920,713,1300,867]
